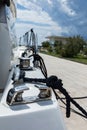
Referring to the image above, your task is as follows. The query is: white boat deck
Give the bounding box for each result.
[0,66,66,130]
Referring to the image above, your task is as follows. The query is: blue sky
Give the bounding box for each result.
[16,0,87,44]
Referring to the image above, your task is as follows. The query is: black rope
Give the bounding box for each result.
[56,94,87,118]
[66,95,71,117]
[29,54,48,78]
[21,51,27,57]
[23,77,46,83]
[60,106,87,119]
[57,93,87,118]
[46,76,87,118]
[57,96,87,100]
[53,91,87,118]
[23,75,87,118]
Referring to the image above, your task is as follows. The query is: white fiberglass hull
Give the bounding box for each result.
[0,12,11,89]
[0,1,16,89]
[0,102,66,130]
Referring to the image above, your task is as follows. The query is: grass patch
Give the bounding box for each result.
[66,56,87,64]
[40,51,87,65]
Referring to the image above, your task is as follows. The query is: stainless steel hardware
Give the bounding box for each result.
[19,57,30,69]
[35,84,52,99]
[7,84,52,106]
[7,84,29,105]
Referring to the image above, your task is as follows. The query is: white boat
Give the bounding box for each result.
[0,51,66,130]
[0,1,67,130]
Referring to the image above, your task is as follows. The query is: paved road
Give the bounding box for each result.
[40,53,87,130]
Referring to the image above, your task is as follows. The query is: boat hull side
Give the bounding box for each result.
[0,23,11,89]
[0,106,66,130]
[0,1,16,89]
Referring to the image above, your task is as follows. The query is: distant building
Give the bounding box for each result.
[46,36,68,44]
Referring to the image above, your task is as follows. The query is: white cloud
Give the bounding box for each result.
[16,0,82,45]
[58,0,76,16]
[17,8,55,25]
[47,0,53,5]
[17,0,42,12]
[17,0,61,43]
[16,1,68,44]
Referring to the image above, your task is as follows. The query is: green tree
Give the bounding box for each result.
[42,41,50,48]
[48,46,53,53]
[75,35,86,51]
[54,40,59,47]
[61,42,74,57]
[61,35,86,57]
[54,40,63,54]
[83,47,87,55]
